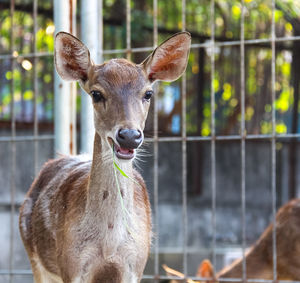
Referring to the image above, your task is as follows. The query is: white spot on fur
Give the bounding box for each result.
[71,276,82,283]
[125,272,138,283]
[75,154,92,162]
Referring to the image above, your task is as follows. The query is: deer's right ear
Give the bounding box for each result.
[55,32,92,82]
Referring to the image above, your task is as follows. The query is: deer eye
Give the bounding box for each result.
[144,90,153,101]
[91,90,105,103]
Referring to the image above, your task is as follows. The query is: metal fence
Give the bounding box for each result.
[0,0,54,282]
[0,0,300,282]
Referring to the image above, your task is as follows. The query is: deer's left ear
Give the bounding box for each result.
[55,31,92,82]
[141,32,191,82]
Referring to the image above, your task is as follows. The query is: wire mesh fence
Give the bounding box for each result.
[0,0,300,282]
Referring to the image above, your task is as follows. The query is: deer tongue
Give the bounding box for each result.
[115,144,135,160]
[118,147,131,154]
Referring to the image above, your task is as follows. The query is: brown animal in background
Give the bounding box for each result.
[198,198,300,282]
[164,198,300,283]
[19,32,191,283]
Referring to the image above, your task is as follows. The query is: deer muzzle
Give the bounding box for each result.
[114,128,143,160]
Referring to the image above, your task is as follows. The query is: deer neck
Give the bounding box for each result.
[86,133,134,219]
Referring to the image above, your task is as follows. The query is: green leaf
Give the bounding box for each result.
[113,161,129,178]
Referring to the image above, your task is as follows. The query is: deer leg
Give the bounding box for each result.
[30,257,63,283]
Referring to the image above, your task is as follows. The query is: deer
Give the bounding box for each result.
[163,198,300,283]
[19,31,191,283]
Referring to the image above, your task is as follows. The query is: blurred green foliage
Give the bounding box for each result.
[0,0,299,136]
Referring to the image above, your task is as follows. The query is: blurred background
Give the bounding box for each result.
[0,0,300,282]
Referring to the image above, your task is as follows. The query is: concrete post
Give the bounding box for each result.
[53,0,76,156]
[80,0,103,154]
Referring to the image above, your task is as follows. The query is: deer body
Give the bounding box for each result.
[216,198,300,281]
[19,32,191,283]
[20,147,150,282]
[164,199,300,283]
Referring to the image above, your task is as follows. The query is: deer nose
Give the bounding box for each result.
[116,129,143,149]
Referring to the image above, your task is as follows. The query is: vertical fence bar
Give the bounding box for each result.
[271,0,277,281]
[9,1,16,282]
[153,0,158,47]
[33,0,39,175]
[240,0,247,282]
[80,0,99,154]
[181,0,188,279]
[98,0,103,64]
[54,0,72,156]
[210,0,216,269]
[153,0,159,281]
[126,0,131,60]
[70,0,77,155]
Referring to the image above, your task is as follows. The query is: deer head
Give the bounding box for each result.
[54,32,191,160]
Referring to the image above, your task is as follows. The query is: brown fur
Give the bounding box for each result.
[91,263,122,283]
[216,199,300,281]
[20,153,152,282]
[93,59,145,91]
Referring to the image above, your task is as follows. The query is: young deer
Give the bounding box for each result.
[164,198,300,283]
[19,32,191,283]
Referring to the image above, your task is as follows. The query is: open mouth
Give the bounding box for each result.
[108,137,135,160]
[114,143,135,160]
